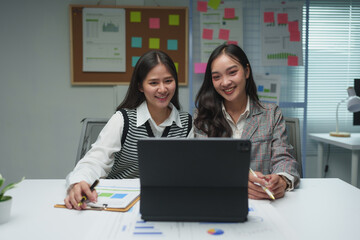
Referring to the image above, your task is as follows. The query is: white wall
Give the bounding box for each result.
[0,0,190,184]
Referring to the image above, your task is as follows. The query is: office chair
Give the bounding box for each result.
[284,117,303,177]
[75,118,108,165]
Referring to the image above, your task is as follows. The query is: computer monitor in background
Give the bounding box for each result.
[355,79,360,125]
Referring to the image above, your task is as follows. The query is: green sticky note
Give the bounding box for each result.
[130,11,141,22]
[208,0,221,10]
[132,56,140,67]
[167,39,178,50]
[149,38,160,49]
[174,62,178,73]
[169,14,179,26]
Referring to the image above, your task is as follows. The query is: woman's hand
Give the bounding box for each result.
[64,181,98,210]
[248,172,287,200]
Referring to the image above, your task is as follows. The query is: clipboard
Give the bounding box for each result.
[54,179,140,212]
[54,195,139,212]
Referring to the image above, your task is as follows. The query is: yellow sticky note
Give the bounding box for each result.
[149,38,160,49]
[208,0,221,10]
[130,11,141,22]
[169,14,179,26]
[174,62,178,73]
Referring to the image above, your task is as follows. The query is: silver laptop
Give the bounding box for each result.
[137,138,251,222]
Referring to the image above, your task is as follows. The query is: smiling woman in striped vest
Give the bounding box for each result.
[64,50,192,210]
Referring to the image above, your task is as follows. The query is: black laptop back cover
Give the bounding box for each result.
[138,138,251,222]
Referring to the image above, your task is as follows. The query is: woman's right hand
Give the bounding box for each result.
[64,181,98,210]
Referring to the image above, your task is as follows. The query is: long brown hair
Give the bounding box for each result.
[194,44,260,137]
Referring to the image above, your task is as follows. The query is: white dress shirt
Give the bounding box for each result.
[66,101,183,188]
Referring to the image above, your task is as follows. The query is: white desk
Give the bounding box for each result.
[309,133,360,186]
[1,179,360,240]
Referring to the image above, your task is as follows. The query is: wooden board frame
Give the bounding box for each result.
[70,5,188,85]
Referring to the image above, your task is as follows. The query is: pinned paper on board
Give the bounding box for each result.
[261,2,303,66]
[254,74,281,105]
[199,1,243,62]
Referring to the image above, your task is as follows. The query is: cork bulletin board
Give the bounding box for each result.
[70,5,188,85]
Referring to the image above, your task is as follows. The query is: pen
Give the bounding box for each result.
[78,179,99,206]
[249,168,275,200]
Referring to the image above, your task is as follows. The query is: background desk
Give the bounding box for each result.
[1,179,360,239]
[309,133,360,186]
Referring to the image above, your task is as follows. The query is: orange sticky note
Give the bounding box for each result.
[149,18,160,29]
[218,29,230,40]
[224,8,235,19]
[197,1,207,12]
[288,56,298,66]
[202,28,213,40]
[264,12,275,23]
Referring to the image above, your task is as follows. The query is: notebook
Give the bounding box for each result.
[137,138,251,222]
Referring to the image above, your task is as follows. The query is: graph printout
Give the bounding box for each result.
[83,8,126,72]
[255,74,281,105]
[200,1,243,63]
[261,2,303,66]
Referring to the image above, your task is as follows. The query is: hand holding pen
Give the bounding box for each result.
[249,168,275,200]
[64,179,99,210]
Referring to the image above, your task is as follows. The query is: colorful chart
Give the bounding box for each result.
[207,228,224,235]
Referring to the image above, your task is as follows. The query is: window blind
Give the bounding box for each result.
[306,0,360,154]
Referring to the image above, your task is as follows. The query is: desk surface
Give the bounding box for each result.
[1,179,360,240]
[309,133,360,150]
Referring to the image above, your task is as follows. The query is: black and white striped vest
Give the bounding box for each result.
[107,108,192,179]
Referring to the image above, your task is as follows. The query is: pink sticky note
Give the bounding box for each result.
[288,56,298,66]
[149,18,160,29]
[202,28,213,40]
[227,40,238,45]
[197,1,207,12]
[278,13,288,24]
[288,21,299,32]
[224,8,235,19]
[264,12,275,23]
[194,63,207,74]
[218,29,230,40]
[290,31,301,41]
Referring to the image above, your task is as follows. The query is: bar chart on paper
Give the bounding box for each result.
[255,74,281,105]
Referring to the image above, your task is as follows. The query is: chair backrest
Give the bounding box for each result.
[284,117,303,177]
[75,118,108,165]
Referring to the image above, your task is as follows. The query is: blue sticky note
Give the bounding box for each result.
[258,85,264,92]
[131,37,142,48]
[111,193,127,199]
[132,56,140,67]
[167,39,178,50]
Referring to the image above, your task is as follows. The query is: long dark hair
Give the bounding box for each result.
[116,50,180,111]
[194,44,260,137]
